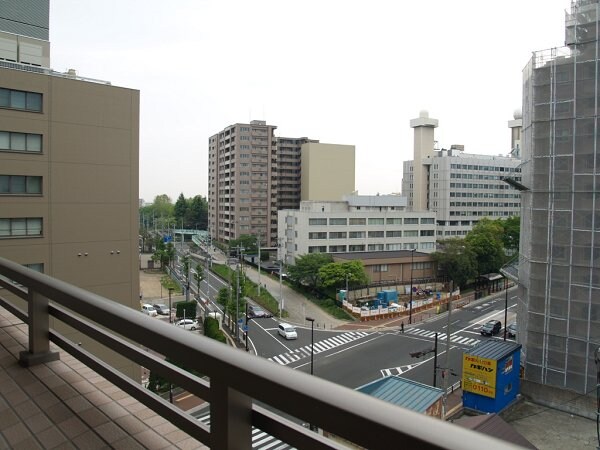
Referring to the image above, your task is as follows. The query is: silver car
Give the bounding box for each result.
[153,304,170,315]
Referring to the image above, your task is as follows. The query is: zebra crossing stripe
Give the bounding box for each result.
[324,338,342,346]
[328,337,346,345]
[313,343,327,352]
[261,441,287,450]
[299,347,311,355]
[381,368,392,376]
[196,414,291,450]
[272,356,286,365]
[317,341,334,349]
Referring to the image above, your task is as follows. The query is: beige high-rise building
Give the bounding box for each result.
[0,0,140,378]
[208,122,355,248]
[208,120,278,247]
[276,137,318,211]
[301,142,355,201]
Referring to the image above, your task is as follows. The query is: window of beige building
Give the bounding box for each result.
[0,88,42,112]
[0,175,42,194]
[0,131,42,152]
[0,217,42,237]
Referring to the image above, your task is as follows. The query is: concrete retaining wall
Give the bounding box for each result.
[520,379,596,420]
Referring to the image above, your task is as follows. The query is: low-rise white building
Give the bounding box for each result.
[278,195,437,264]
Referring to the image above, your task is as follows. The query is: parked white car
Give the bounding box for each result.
[175,319,199,331]
[141,304,158,317]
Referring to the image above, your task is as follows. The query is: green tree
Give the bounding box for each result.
[174,193,188,225]
[498,216,520,254]
[153,194,175,219]
[151,238,175,269]
[193,263,204,296]
[465,219,506,275]
[188,195,208,230]
[287,253,333,288]
[432,238,478,288]
[318,261,368,289]
[216,287,231,326]
[228,234,258,255]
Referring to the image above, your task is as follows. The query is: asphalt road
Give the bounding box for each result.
[248,289,519,391]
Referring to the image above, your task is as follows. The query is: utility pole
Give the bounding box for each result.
[409,248,416,324]
[230,244,245,341]
[236,250,240,342]
[185,253,191,302]
[279,261,284,318]
[433,332,438,388]
[345,272,349,300]
[278,238,284,318]
[504,277,508,341]
[257,233,261,296]
[442,280,453,417]
[205,235,211,320]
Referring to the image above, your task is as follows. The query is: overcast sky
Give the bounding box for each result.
[49,0,570,203]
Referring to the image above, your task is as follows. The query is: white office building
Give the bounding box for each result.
[402,111,522,237]
[278,194,437,264]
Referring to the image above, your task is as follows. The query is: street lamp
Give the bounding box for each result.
[279,260,284,318]
[305,315,316,432]
[168,288,174,324]
[409,248,416,324]
[305,317,315,375]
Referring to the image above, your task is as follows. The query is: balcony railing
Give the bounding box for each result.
[0,256,521,449]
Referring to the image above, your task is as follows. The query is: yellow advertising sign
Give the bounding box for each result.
[462,354,497,398]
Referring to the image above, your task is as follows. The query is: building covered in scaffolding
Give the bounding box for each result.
[519,0,600,405]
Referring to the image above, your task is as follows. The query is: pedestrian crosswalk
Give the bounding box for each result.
[268,331,370,366]
[196,412,294,450]
[405,328,481,347]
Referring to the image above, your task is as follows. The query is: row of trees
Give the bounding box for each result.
[433,217,519,288]
[140,193,208,231]
[286,253,369,293]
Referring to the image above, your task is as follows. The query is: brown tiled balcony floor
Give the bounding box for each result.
[0,308,208,449]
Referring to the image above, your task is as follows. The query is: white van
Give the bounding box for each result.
[141,304,158,317]
[278,323,297,340]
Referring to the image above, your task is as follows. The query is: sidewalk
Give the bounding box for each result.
[139,258,599,449]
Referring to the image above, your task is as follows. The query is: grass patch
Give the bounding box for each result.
[160,275,182,294]
[283,283,355,321]
[211,264,287,318]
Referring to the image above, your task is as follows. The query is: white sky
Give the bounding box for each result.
[49,0,571,203]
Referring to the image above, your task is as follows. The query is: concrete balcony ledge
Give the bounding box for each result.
[0,308,206,450]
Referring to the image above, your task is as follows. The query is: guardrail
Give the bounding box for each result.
[0,256,521,450]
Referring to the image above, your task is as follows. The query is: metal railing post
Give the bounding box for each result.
[19,290,59,367]
[210,381,252,449]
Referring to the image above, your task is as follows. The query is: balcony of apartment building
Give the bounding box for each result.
[0,257,519,450]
